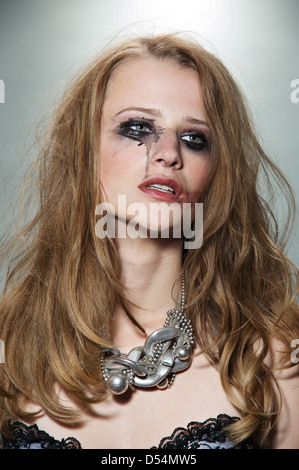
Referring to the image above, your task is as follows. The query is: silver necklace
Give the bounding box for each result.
[101,275,194,395]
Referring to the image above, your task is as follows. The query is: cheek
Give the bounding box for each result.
[99,139,128,183]
[100,155,126,183]
[99,138,146,195]
[187,158,211,203]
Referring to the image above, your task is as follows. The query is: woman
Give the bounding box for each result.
[0,32,298,449]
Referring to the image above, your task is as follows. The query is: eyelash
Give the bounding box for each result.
[117,118,208,152]
[118,118,155,141]
[180,128,207,151]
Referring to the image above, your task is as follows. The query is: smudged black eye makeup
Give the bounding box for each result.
[117,117,164,146]
[116,117,164,180]
[116,117,208,153]
[181,129,208,151]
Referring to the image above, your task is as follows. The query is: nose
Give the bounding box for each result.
[150,129,182,169]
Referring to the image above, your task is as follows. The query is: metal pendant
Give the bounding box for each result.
[101,308,194,395]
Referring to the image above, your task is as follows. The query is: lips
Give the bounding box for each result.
[138,176,184,202]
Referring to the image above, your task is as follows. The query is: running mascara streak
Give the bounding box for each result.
[116,117,209,180]
[117,117,164,179]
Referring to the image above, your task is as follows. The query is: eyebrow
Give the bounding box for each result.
[183,116,210,129]
[113,107,162,119]
[113,107,210,128]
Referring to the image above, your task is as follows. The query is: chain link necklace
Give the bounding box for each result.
[101,275,194,395]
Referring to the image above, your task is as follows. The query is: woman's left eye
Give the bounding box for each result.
[181,132,207,151]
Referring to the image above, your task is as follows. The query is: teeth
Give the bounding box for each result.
[146,184,175,194]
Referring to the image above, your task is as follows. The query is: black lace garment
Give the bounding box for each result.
[2,414,254,449]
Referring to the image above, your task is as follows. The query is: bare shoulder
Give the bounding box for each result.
[267,337,299,449]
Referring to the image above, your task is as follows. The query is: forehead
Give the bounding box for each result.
[102,58,204,118]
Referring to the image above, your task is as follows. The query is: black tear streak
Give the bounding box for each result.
[137,126,164,180]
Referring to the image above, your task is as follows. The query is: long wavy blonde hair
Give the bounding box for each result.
[0,32,298,447]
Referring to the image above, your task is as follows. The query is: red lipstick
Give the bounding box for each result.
[138,176,184,203]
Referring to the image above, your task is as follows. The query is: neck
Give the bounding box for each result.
[113,236,183,339]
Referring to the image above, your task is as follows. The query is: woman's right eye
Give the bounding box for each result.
[118,119,154,141]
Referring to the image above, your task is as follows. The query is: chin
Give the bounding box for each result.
[125,210,184,241]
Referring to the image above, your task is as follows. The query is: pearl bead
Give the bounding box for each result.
[177,347,190,361]
[107,373,129,395]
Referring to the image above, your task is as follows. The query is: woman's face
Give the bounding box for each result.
[99,57,211,237]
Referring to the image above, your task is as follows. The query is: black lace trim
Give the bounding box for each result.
[2,414,253,449]
[3,421,81,449]
[152,414,254,449]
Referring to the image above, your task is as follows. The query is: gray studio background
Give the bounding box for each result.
[0,0,298,288]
